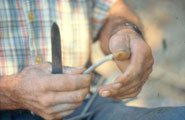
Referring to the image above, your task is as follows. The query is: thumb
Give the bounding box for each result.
[109,31,130,55]
[109,31,131,61]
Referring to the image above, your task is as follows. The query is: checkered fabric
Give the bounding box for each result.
[0,0,117,76]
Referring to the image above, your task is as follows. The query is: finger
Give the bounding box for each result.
[111,69,149,96]
[144,56,154,71]
[113,68,152,98]
[141,68,153,84]
[32,108,53,120]
[109,30,130,54]
[114,33,148,80]
[114,53,144,86]
[97,64,143,97]
[113,83,142,99]
[52,103,82,113]
[98,77,140,97]
[52,110,74,120]
[36,109,74,120]
[97,83,124,97]
[118,68,152,97]
[98,67,152,98]
[45,74,92,91]
[97,84,114,97]
[53,88,89,104]
[63,66,86,74]
[32,62,52,73]
[43,103,82,115]
[115,88,142,100]
[114,39,146,83]
[39,88,89,106]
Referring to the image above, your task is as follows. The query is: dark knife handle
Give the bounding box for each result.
[51,23,63,74]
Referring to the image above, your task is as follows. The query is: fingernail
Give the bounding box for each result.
[101,91,111,97]
[113,83,122,89]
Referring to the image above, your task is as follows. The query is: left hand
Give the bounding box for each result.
[98,28,154,100]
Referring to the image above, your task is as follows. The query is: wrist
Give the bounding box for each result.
[109,17,143,39]
[0,92,22,110]
[0,74,18,93]
[100,16,143,54]
[0,74,23,109]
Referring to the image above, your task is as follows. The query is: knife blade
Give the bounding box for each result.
[51,22,63,74]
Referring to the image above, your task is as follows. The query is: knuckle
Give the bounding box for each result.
[83,88,89,95]
[131,67,141,78]
[41,77,53,92]
[82,75,91,85]
[87,74,92,81]
[44,108,54,115]
[59,110,74,119]
[135,70,143,78]
[135,66,143,78]
[75,89,88,102]
[126,72,132,78]
[133,86,138,92]
[134,91,140,97]
[41,100,50,107]
[65,80,74,90]
[66,110,75,116]
[40,97,52,107]
[75,94,84,102]
[131,93,137,98]
[150,57,154,65]
[136,91,140,96]
[144,45,152,55]
[76,102,82,108]
[87,73,93,79]
[63,75,79,90]
[40,84,48,92]
[131,71,137,78]
[128,92,139,98]
[150,68,153,73]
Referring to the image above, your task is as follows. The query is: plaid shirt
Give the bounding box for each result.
[0,0,116,76]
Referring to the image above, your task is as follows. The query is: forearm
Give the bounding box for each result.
[0,75,21,110]
[100,0,142,54]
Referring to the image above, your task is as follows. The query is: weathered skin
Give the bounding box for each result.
[99,0,154,99]
[99,29,153,99]
[0,63,93,120]
[0,0,154,120]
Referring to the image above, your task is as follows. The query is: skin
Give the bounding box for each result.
[0,0,153,119]
[98,0,154,99]
[0,63,93,120]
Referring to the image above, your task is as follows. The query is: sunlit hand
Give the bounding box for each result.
[4,62,92,120]
[98,28,154,100]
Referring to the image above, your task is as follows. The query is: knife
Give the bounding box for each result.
[51,22,63,74]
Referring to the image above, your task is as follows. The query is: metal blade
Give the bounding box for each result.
[51,22,63,74]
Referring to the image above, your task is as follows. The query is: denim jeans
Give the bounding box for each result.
[1,96,185,120]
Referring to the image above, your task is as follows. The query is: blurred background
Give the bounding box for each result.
[91,0,185,108]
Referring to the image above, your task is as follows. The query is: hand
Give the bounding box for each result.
[4,62,92,120]
[98,28,154,99]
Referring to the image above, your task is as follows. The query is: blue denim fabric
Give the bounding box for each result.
[1,96,185,120]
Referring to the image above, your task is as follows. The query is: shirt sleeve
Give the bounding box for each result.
[92,0,117,39]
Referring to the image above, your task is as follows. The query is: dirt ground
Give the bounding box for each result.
[92,0,185,108]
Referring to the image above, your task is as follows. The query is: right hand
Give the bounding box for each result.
[5,62,92,120]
